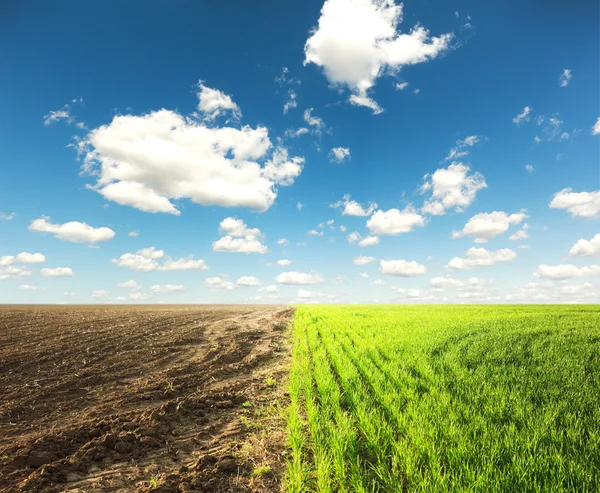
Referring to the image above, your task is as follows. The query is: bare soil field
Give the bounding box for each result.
[0,305,294,493]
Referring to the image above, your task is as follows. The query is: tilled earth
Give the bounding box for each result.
[0,305,294,492]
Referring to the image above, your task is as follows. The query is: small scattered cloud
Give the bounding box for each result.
[353,255,376,265]
[358,236,379,247]
[445,135,480,161]
[331,195,377,216]
[29,217,115,243]
[513,106,532,125]
[559,69,572,87]
[592,118,600,136]
[205,276,235,291]
[367,207,425,235]
[447,247,517,270]
[236,276,262,287]
[117,279,142,290]
[0,212,15,221]
[41,267,74,277]
[525,164,534,173]
[569,234,600,257]
[395,82,409,90]
[329,147,350,163]
[549,189,600,219]
[213,217,268,254]
[380,259,427,277]
[276,271,325,285]
[534,264,600,280]
[277,259,292,266]
[452,210,528,242]
[128,230,139,237]
[112,247,208,272]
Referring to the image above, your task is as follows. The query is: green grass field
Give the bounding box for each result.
[287,305,600,492]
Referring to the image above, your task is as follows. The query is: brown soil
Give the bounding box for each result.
[0,305,294,493]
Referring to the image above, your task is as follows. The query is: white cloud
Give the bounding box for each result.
[197,82,241,121]
[452,210,528,242]
[277,259,292,266]
[0,212,15,220]
[18,284,40,291]
[506,280,600,303]
[559,69,572,87]
[395,82,409,90]
[353,255,376,265]
[259,285,279,293]
[358,235,379,247]
[276,271,325,285]
[370,279,386,286]
[0,264,32,280]
[367,206,425,235]
[150,284,186,294]
[359,272,369,278]
[41,267,74,277]
[347,231,362,243]
[303,108,324,129]
[128,230,139,237]
[284,127,310,139]
[513,106,532,125]
[448,247,517,270]
[236,276,262,287]
[277,238,289,246]
[421,163,486,215]
[535,264,600,280]
[213,217,268,254]
[569,234,600,257]
[297,289,324,299]
[117,279,141,290]
[283,89,298,114]
[380,259,426,277]
[15,252,45,264]
[390,287,424,298]
[304,0,453,113]
[339,225,347,232]
[78,89,304,215]
[329,147,351,163]
[445,135,480,161]
[297,202,304,211]
[525,164,534,173]
[550,189,600,218]
[112,247,208,271]
[205,276,235,291]
[331,194,377,216]
[29,217,115,243]
[593,118,600,135]
[92,289,110,299]
[159,257,209,271]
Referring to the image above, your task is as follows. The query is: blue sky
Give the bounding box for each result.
[1,0,599,304]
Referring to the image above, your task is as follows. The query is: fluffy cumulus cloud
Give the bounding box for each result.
[329,147,351,163]
[512,106,532,125]
[213,217,268,254]
[117,279,141,290]
[448,247,517,270]
[29,217,115,243]
[41,267,74,277]
[150,284,185,294]
[276,271,325,285]
[0,253,44,280]
[205,276,235,291]
[380,259,426,276]
[535,264,600,280]
[353,255,376,265]
[331,195,377,216]
[236,276,262,287]
[509,223,530,241]
[78,86,303,215]
[112,247,208,272]
[277,259,292,266]
[259,285,279,293]
[570,234,600,257]
[304,0,453,113]
[359,235,380,247]
[367,207,425,235]
[421,163,486,215]
[197,82,241,121]
[452,210,528,242]
[559,69,572,87]
[549,189,600,219]
[593,118,600,135]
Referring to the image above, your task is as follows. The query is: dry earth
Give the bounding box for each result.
[0,305,294,492]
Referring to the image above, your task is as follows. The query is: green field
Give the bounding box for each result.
[287,305,600,492]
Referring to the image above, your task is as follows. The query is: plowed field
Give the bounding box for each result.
[0,305,294,493]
